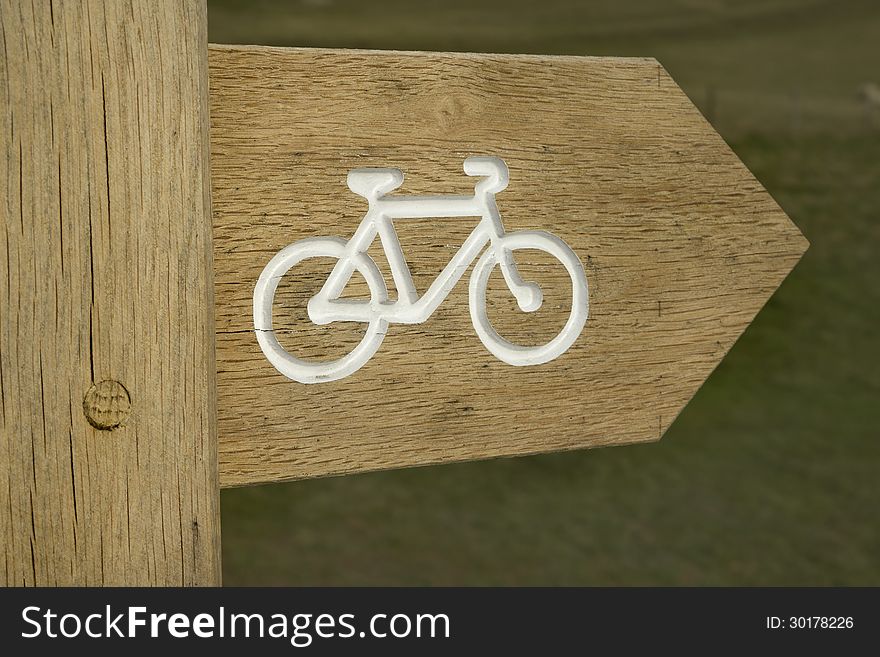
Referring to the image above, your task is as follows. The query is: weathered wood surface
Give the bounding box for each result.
[209,46,808,488]
[0,1,221,585]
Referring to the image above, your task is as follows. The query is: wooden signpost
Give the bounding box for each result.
[1,2,807,585]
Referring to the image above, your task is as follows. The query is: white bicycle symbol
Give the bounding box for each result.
[254,156,589,383]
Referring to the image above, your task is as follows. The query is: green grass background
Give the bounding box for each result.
[209,0,880,585]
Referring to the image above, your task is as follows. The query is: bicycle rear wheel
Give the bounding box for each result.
[253,237,388,383]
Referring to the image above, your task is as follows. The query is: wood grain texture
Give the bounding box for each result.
[208,45,808,488]
[0,1,220,585]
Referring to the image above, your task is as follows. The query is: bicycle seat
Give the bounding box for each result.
[347,168,404,198]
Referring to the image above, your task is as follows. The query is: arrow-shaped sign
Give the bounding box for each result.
[209,46,807,488]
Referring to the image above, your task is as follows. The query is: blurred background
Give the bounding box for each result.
[210,0,879,585]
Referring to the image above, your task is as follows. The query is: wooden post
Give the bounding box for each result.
[0,0,221,585]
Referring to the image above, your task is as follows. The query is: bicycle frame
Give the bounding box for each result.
[308,187,530,325]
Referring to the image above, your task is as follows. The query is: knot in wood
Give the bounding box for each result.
[83,380,131,430]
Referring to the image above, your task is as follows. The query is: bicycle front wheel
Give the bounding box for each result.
[468,230,588,366]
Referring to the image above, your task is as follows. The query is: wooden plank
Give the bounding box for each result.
[208,45,807,488]
[0,1,220,585]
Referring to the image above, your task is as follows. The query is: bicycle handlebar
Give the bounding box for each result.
[463,156,509,192]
